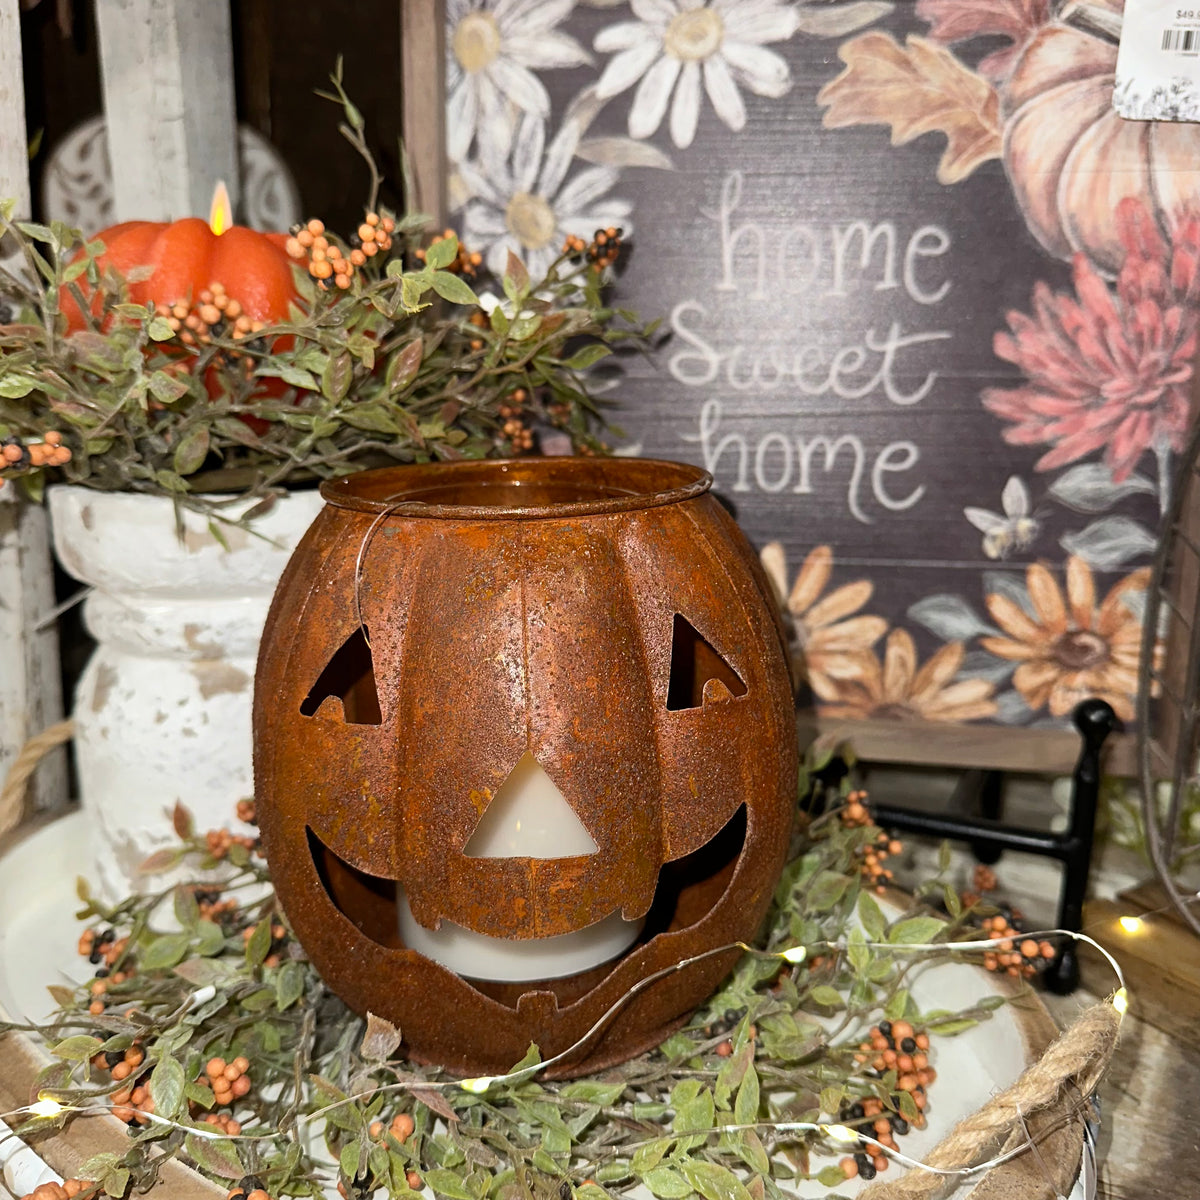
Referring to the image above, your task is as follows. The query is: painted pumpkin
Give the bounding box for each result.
[254,458,798,1077]
[1003,12,1200,274]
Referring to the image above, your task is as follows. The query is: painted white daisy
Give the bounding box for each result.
[446,0,592,164]
[459,113,632,280]
[593,0,799,149]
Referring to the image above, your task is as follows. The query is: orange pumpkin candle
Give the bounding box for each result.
[66,184,296,333]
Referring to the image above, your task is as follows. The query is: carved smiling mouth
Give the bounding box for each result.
[306,803,748,1006]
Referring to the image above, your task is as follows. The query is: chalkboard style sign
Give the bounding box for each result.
[442,0,1200,766]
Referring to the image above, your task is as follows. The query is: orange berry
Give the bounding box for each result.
[207,1057,226,1078]
[312,260,332,280]
[406,1172,423,1191]
[840,1157,858,1179]
[350,249,366,266]
[335,273,352,290]
[382,217,395,233]
[390,1112,415,1143]
[112,1061,131,1081]
[363,241,378,257]
[715,1039,733,1057]
[358,224,377,243]
[873,1155,888,1173]
[88,1000,104,1015]
[369,1120,384,1138]
[248,1192,269,1200]
[232,1056,249,1075]
[306,219,325,236]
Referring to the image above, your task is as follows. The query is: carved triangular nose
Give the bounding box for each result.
[464,752,598,859]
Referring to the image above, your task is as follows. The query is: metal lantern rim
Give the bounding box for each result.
[318,457,714,520]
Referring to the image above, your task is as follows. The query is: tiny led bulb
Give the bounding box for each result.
[1112,987,1128,1015]
[1118,915,1142,934]
[460,1076,496,1094]
[822,1123,859,1144]
[29,1098,64,1118]
[780,945,807,964]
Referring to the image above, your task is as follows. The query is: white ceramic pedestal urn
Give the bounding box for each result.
[48,486,325,898]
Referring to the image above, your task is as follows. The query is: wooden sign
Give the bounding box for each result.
[442,0,1194,770]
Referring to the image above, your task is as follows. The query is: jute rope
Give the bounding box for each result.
[861,1000,1121,1200]
[0,718,74,839]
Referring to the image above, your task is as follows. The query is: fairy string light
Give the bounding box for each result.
[12,925,1125,1193]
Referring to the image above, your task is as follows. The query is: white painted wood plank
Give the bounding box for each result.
[94,0,239,222]
[0,0,30,220]
[0,0,66,815]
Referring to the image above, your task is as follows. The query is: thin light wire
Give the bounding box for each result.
[352,493,419,648]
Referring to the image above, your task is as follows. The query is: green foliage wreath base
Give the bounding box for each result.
[4,761,1005,1200]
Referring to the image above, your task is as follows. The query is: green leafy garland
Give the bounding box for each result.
[0,72,648,517]
[3,753,1012,1200]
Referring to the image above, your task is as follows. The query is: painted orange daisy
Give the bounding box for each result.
[760,542,886,698]
[819,629,998,722]
[980,556,1148,722]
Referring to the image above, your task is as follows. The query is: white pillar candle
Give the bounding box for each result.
[399,753,644,982]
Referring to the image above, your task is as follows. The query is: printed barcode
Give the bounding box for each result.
[1163,27,1200,51]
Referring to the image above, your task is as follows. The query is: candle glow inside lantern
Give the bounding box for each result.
[253,458,798,1076]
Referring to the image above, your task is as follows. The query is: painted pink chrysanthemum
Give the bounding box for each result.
[983,197,1200,482]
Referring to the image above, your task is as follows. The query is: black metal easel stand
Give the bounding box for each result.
[870,699,1118,994]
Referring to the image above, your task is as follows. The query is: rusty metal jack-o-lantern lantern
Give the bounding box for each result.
[253,458,798,1077]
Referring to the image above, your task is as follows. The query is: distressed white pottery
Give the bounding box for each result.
[48,486,324,897]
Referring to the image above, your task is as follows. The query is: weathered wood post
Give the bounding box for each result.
[94,0,240,221]
[0,0,67,817]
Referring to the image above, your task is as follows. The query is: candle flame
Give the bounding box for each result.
[209,181,232,236]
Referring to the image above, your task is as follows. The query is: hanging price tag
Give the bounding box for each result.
[1115,0,1200,119]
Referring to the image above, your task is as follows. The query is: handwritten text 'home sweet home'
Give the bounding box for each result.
[676,173,952,524]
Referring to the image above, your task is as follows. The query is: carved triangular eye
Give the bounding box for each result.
[300,626,382,725]
[666,614,747,711]
[464,752,598,859]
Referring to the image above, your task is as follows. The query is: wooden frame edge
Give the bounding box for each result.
[400,0,446,227]
[798,712,1137,778]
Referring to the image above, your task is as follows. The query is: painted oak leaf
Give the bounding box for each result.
[916,0,1050,77]
[817,33,1002,185]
